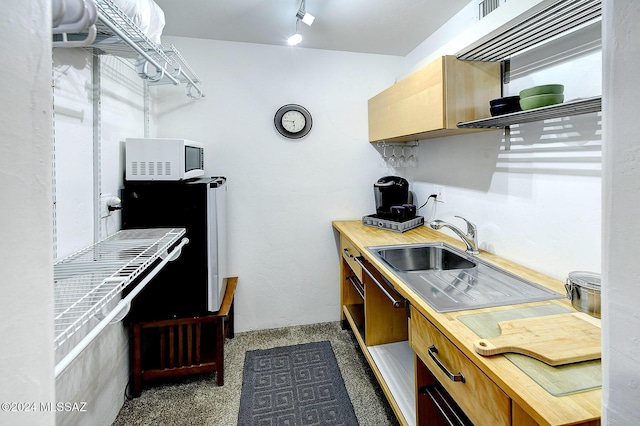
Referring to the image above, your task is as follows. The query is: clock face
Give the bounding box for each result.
[281,110,306,133]
[274,104,312,139]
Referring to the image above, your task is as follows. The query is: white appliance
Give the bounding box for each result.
[125,138,205,181]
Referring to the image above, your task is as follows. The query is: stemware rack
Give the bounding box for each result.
[377,141,419,168]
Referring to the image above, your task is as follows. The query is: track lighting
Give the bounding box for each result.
[296,10,315,26]
[287,32,302,46]
[296,0,314,26]
[287,19,302,46]
[287,0,314,46]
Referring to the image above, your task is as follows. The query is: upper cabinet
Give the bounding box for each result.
[367,56,501,143]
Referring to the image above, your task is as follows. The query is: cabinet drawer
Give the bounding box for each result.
[341,236,362,282]
[410,306,510,426]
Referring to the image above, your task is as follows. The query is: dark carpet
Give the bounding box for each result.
[238,341,358,426]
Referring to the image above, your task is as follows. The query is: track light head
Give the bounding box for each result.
[288,17,302,46]
[287,32,302,46]
[296,10,315,26]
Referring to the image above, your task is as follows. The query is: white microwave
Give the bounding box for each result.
[125,138,205,181]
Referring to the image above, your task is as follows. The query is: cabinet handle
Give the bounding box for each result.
[343,248,354,259]
[428,345,465,383]
[353,256,405,308]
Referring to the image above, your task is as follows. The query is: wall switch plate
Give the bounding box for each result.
[100,193,112,218]
[434,185,445,203]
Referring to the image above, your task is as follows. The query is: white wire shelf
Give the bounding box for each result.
[53,227,185,350]
[53,0,204,98]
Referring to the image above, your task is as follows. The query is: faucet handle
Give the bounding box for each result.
[454,215,477,237]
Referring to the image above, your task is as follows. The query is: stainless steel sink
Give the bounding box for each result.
[373,244,476,271]
[366,243,562,313]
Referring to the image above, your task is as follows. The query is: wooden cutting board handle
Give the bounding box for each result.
[473,313,601,366]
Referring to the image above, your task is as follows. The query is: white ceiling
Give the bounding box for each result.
[153,0,471,56]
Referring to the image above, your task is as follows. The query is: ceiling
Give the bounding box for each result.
[153,0,471,56]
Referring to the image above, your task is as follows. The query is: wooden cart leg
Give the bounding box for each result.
[131,324,142,397]
[228,297,235,339]
[216,317,225,385]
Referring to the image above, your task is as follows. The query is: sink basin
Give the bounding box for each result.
[373,244,476,272]
[366,243,562,313]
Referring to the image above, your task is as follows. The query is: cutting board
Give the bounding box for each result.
[473,313,601,366]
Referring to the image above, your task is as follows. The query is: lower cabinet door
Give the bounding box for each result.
[418,384,474,426]
[410,306,511,426]
[416,351,473,426]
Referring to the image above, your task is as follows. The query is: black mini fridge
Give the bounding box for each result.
[121,177,227,323]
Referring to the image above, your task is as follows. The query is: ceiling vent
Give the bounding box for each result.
[478,0,503,19]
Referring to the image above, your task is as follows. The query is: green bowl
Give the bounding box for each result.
[519,94,564,110]
[519,84,564,99]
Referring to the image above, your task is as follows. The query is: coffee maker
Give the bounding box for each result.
[363,176,424,232]
[374,176,410,218]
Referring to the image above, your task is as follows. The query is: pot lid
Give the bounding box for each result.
[567,271,601,289]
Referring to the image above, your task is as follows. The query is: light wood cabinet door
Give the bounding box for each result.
[368,56,501,142]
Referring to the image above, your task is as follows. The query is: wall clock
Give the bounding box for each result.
[274,104,313,139]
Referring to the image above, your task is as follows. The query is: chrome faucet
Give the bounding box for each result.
[429,216,479,255]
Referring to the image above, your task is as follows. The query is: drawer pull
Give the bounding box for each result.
[428,345,465,383]
[343,248,355,259]
[354,256,405,308]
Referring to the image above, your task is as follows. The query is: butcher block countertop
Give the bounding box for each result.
[332,220,601,426]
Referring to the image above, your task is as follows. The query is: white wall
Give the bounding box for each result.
[8,0,636,423]
[153,38,403,332]
[52,50,145,425]
[602,1,640,424]
[402,0,557,77]
[395,6,602,282]
[0,1,55,425]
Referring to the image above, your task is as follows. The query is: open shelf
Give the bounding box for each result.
[342,304,413,426]
[343,304,365,340]
[369,342,416,426]
[457,96,601,129]
[455,0,602,134]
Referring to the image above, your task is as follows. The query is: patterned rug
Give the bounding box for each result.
[238,341,358,425]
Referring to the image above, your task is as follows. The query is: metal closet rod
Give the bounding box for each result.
[52,25,98,48]
[54,237,189,378]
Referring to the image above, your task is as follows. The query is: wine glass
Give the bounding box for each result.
[382,145,389,165]
[407,146,417,167]
[388,146,398,167]
[398,146,407,167]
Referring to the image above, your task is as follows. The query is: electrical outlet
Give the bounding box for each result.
[100,193,112,218]
[434,185,445,203]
